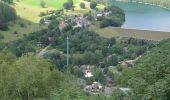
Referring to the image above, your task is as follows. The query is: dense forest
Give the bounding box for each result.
[119,39,170,100]
[0,38,170,99]
[0,1,17,30]
[117,0,170,9]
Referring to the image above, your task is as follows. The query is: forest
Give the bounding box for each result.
[117,0,170,9]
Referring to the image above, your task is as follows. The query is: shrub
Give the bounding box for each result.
[80,2,85,9]
[40,0,46,8]
[90,1,97,9]
[0,23,9,31]
[19,23,26,28]
[13,31,18,34]
[0,33,4,39]
[63,0,74,10]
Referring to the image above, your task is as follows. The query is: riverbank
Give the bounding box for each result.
[116,0,170,10]
[90,25,170,41]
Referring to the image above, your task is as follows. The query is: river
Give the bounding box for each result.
[112,1,170,32]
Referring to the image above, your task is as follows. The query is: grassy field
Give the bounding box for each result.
[89,25,119,38]
[0,19,45,43]
[1,0,81,42]
[13,0,80,23]
[13,0,105,22]
[1,0,105,42]
[19,0,79,8]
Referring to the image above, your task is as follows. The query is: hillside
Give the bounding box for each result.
[1,0,170,99]
[116,0,170,9]
[120,39,170,99]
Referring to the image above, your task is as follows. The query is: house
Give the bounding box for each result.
[119,87,130,93]
[84,82,103,92]
[97,13,103,17]
[43,18,51,25]
[81,65,95,78]
[85,72,93,78]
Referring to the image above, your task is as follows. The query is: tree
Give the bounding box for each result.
[107,55,118,66]
[40,0,46,8]
[0,2,17,30]
[93,68,106,84]
[90,1,97,9]
[63,0,74,10]
[100,6,125,28]
[1,0,13,4]
[0,54,64,99]
[120,39,170,99]
[80,2,85,9]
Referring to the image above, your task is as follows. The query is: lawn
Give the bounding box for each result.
[19,0,80,8]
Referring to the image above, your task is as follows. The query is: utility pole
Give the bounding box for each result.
[67,36,69,66]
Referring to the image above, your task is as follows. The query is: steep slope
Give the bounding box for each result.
[120,39,170,99]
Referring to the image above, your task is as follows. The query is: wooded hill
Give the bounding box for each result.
[119,39,170,99]
[117,0,170,9]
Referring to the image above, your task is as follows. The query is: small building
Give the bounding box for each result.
[120,87,130,93]
[43,19,51,25]
[84,82,103,93]
[85,72,93,78]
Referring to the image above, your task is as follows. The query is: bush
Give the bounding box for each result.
[0,33,4,39]
[80,2,85,9]
[13,31,18,34]
[99,6,125,28]
[1,0,13,4]
[0,23,9,31]
[19,22,26,28]
[90,1,97,9]
[40,0,46,8]
[39,12,46,17]
[63,0,74,10]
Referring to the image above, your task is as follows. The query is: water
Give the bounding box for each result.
[112,1,170,32]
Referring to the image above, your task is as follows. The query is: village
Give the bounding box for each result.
[37,6,145,96]
[76,55,142,95]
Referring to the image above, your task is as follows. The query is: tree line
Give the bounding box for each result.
[117,0,170,9]
[0,1,17,30]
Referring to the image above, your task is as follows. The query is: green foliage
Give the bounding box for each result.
[0,33,4,39]
[120,39,170,99]
[93,68,106,84]
[50,82,85,100]
[0,1,17,30]
[0,53,64,99]
[100,6,125,28]
[63,0,74,10]
[40,0,46,8]
[0,2,17,23]
[80,2,85,9]
[90,1,97,9]
[1,0,13,4]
